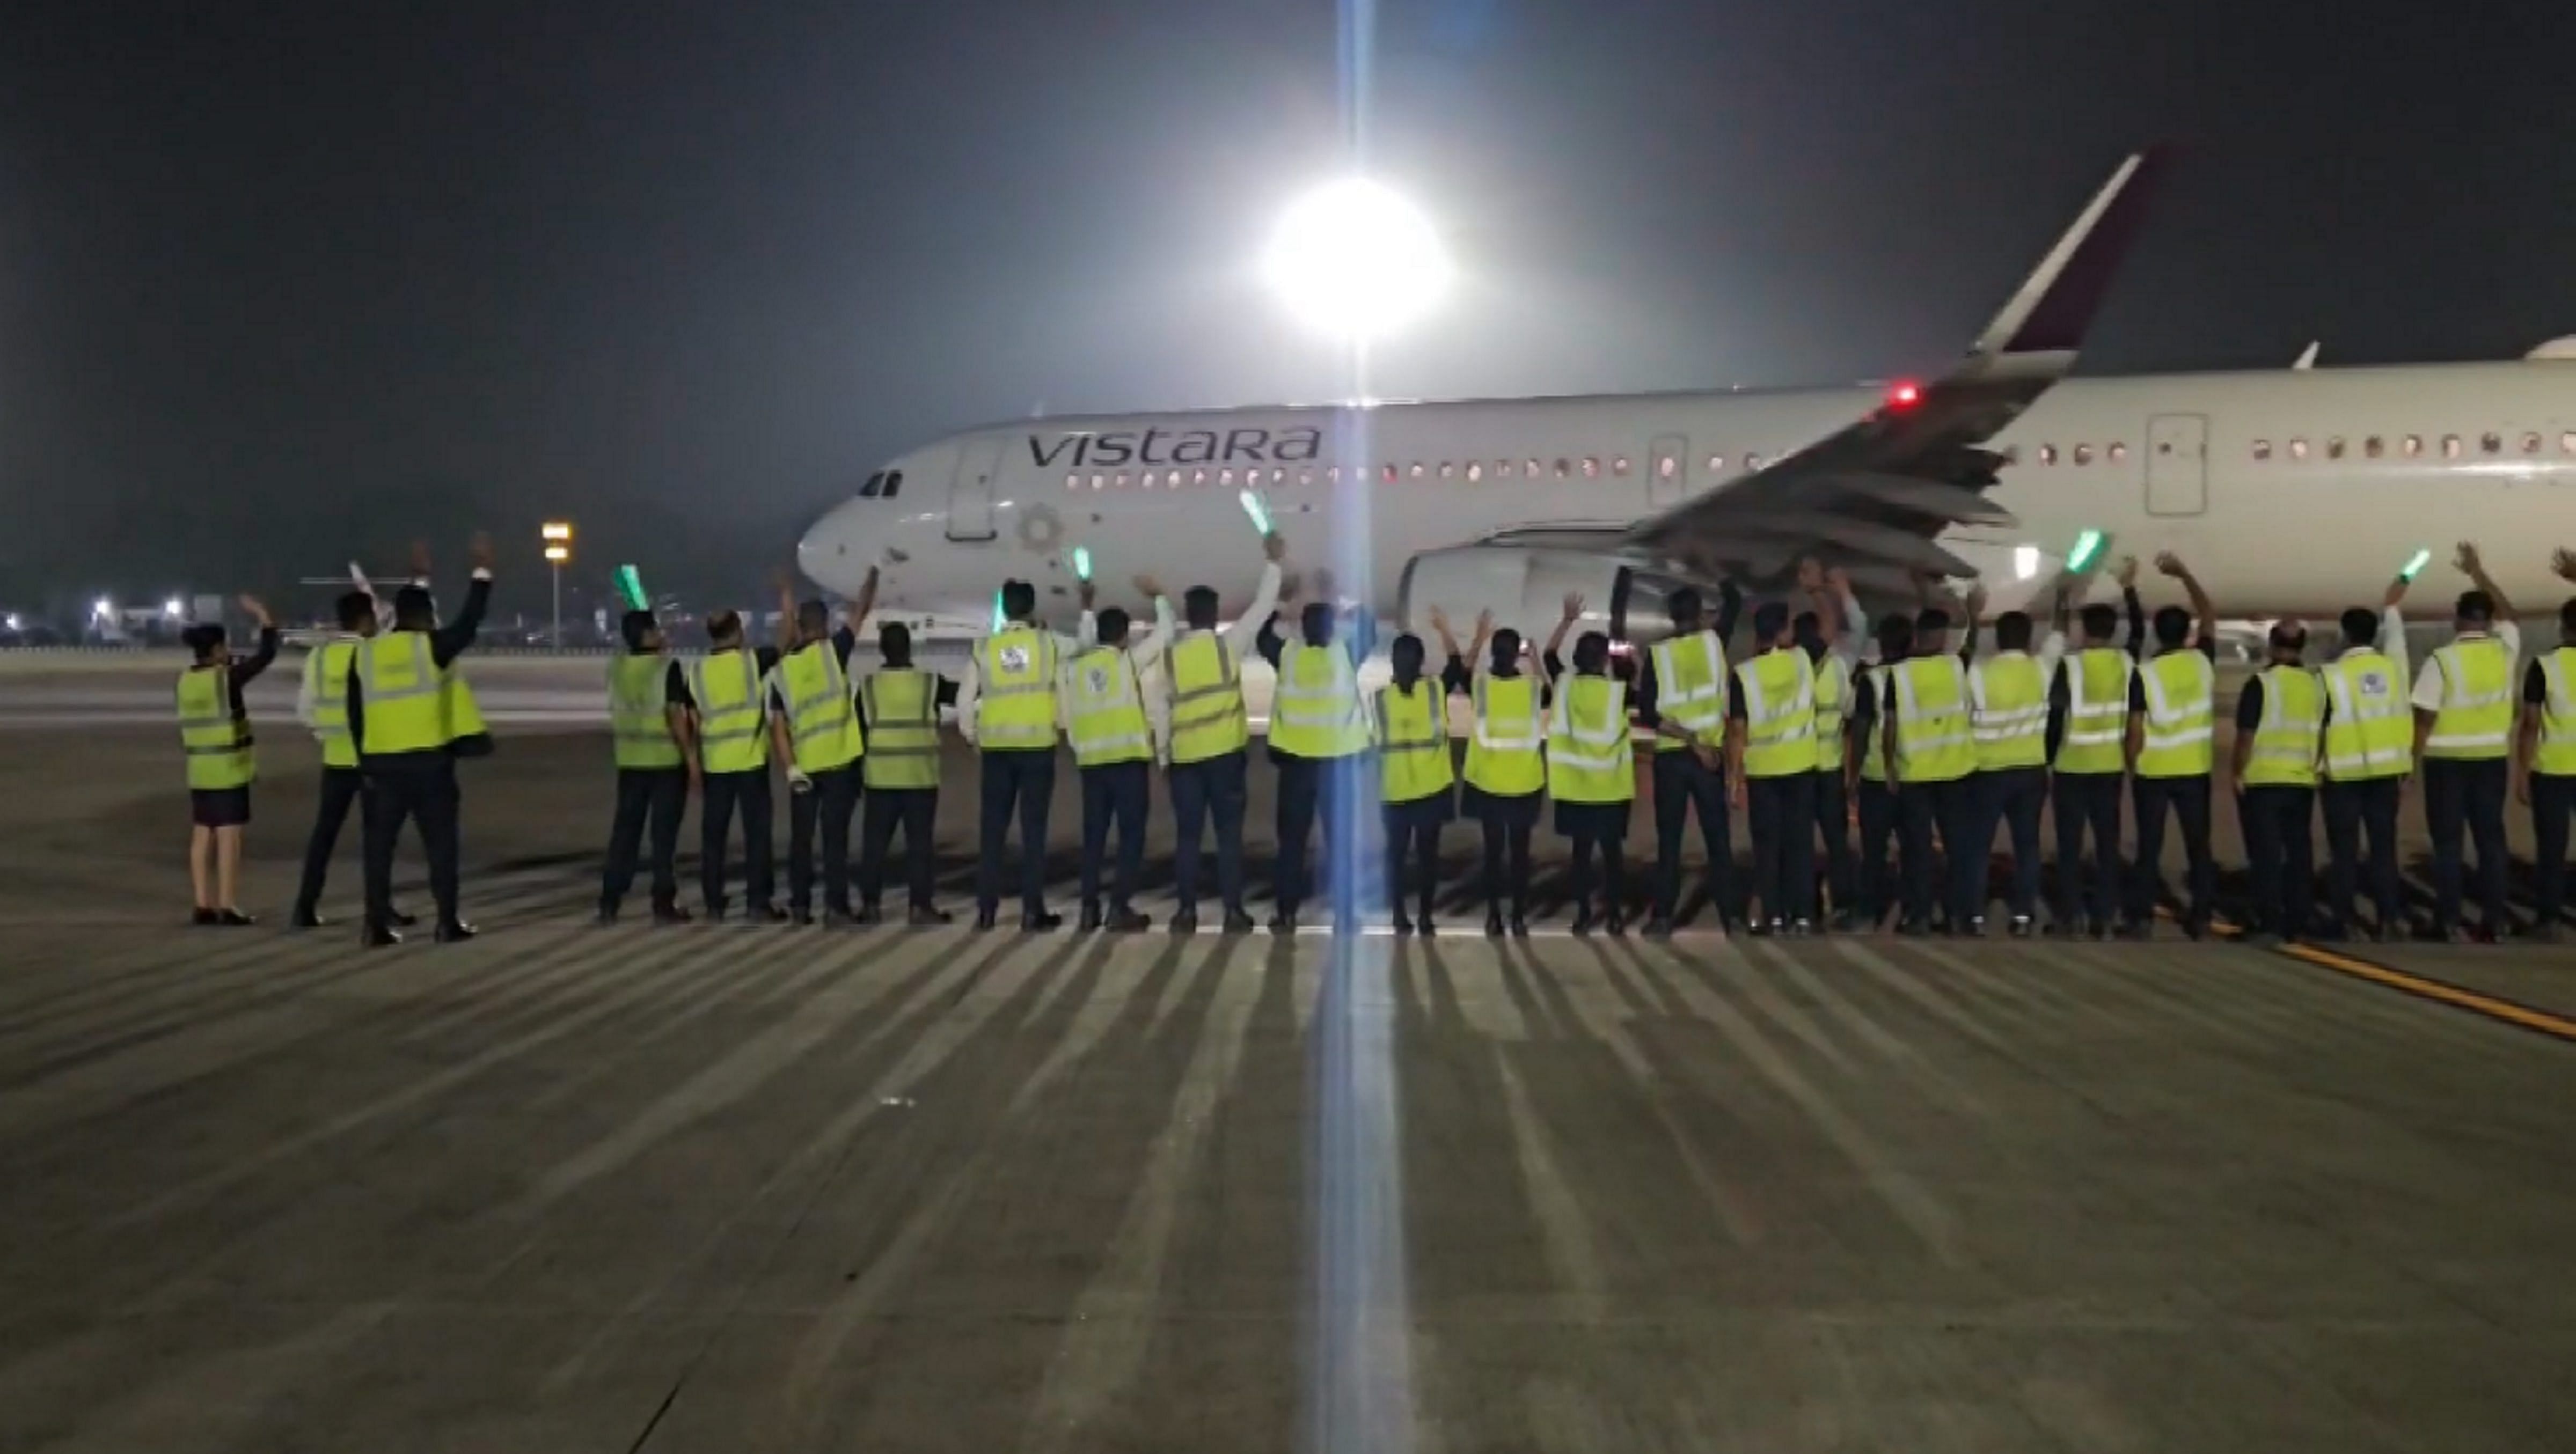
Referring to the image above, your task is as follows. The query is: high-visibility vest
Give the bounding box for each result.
[1812,653,1848,773]
[177,666,255,790]
[1968,651,2049,770]
[2055,648,2134,774]
[1891,655,1974,783]
[443,669,490,755]
[1377,680,1455,805]
[355,633,453,756]
[2422,636,2514,761]
[1068,645,1153,767]
[303,636,361,769]
[2321,651,2411,781]
[2135,651,2216,779]
[975,625,1060,751]
[2534,647,2576,777]
[1857,666,1889,784]
[1648,630,1729,752]
[775,641,865,773]
[690,649,770,773]
[1735,649,1817,780]
[2243,664,2325,788]
[1465,672,1546,796]
[1270,644,1371,758]
[861,667,941,789]
[1165,630,1248,765]
[609,652,684,769]
[1547,675,1635,803]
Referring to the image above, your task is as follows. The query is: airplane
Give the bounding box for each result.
[798,149,2576,644]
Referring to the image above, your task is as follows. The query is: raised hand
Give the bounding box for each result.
[468,531,495,572]
[1133,574,1164,600]
[236,594,270,626]
[2383,572,2410,609]
[2113,554,2139,589]
[1796,556,1824,592]
[2554,547,2576,583]
[1428,606,1452,636]
[409,540,433,579]
[1473,609,1495,639]
[1964,583,1989,620]
[1314,567,1337,602]
[1077,578,1098,610]
[2154,550,2189,579]
[1262,531,1288,563]
[2454,540,2482,575]
[1561,593,1585,622]
[1825,564,1851,596]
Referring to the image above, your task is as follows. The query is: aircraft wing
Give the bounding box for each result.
[1624,148,2169,594]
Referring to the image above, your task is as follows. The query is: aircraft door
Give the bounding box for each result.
[2145,413,2207,517]
[947,437,1003,542]
[1648,434,1689,509]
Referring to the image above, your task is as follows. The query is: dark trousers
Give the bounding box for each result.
[2052,771,2124,929]
[1169,751,1249,915]
[1383,812,1443,919]
[1481,819,1534,915]
[700,768,775,913]
[1856,776,1900,926]
[1971,766,2047,923]
[2321,776,2405,934]
[786,763,860,913]
[1897,777,1977,928]
[362,760,460,929]
[602,767,686,911]
[1813,768,1852,918]
[2534,772,2574,931]
[1568,832,1627,916]
[1651,751,1733,920]
[1746,772,1817,925]
[2240,784,2316,936]
[1080,760,1151,912]
[2130,774,2214,928]
[2423,757,2510,932]
[295,765,368,914]
[1274,754,1360,915]
[977,748,1056,914]
[860,785,939,910]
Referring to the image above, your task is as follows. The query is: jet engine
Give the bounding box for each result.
[1395,545,1723,649]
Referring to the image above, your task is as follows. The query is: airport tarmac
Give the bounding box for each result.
[4,660,2576,1450]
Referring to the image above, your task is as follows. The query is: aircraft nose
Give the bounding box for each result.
[796,497,873,597]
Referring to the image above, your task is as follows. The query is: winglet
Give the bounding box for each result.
[1963,147,2169,370]
[2292,340,2319,370]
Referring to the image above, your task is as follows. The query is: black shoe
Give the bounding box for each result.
[2087,920,2111,941]
[749,903,790,924]
[906,904,953,927]
[1789,918,1813,937]
[1966,916,1987,938]
[1392,911,1415,936]
[2114,922,2152,942]
[1606,912,1629,937]
[1078,904,1104,933]
[1571,907,1596,937]
[2183,917,2211,942]
[704,904,729,923]
[1269,909,1298,937]
[1169,909,1198,936]
[822,908,860,929]
[2008,916,2035,938]
[192,907,219,927]
[1896,920,1930,938]
[1485,907,1505,938]
[211,907,254,927]
[974,905,999,931]
[434,919,478,943]
[1509,913,1530,939]
[653,904,694,926]
[1222,908,1257,935]
[790,906,815,927]
[594,905,619,927]
[1642,915,1674,939]
[1021,909,1063,933]
[289,906,330,930]
[1747,919,1776,938]
[1106,907,1151,933]
[360,922,402,948]
[1831,909,1865,934]
[1418,904,1438,938]
[391,909,420,929]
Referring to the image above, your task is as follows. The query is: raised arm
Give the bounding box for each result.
[1799,559,1842,649]
[1427,606,1462,665]
[429,532,494,667]
[2156,552,2215,655]
[2457,541,2512,621]
[1128,574,1174,662]
[1542,593,1582,669]
[772,568,798,650]
[1713,578,1744,647]
[2114,554,2145,659]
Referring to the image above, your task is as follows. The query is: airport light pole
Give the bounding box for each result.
[541,522,573,648]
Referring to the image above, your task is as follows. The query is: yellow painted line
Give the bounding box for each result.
[2276,942,2576,1044]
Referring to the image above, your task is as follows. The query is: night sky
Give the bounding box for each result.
[4,1,2571,613]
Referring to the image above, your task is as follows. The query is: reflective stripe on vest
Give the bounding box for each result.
[1736,649,1817,780]
[609,652,684,769]
[690,650,770,773]
[2243,664,2325,788]
[2054,648,2133,774]
[304,637,360,769]
[1270,644,1371,758]
[1546,675,1634,803]
[862,667,941,789]
[776,642,865,772]
[976,627,1060,750]
[177,666,254,790]
[1164,630,1248,764]
[1376,681,1455,805]
[1465,673,1546,796]
[1968,651,2048,770]
[1068,645,1154,767]
[443,671,488,749]
[1812,653,1848,772]
[1649,630,1729,750]
[2321,651,2411,781]
[2424,637,2513,760]
[2135,651,2216,779]
[355,633,452,755]
[1892,655,1974,783]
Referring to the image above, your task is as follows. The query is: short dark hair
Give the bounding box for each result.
[335,591,375,629]
[2558,597,2576,637]
[2339,607,2380,647]
[2268,621,2308,658]
[182,622,224,660]
[1183,585,1220,628]
[1666,588,1703,623]
[1915,607,1951,635]
[1300,601,1333,642]
[2080,603,2121,642]
[620,609,656,650]
[2456,589,2493,625]
[1875,614,1915,660]
[879,621,912,660]
[2152,605,2191,648]
[1490,627,1523,669]
[707,609,743,644]
[1752,601,1790,641]
[1573,630,1611,673]
[1000,579,1037,619]
[1390,631,1425,672]
[391,584,435,628]
[1995,611,2033,651]
[1096,606,1130,644]
[796,599,829,635]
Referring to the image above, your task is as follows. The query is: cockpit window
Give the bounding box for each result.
[881,471,902,498]
[860,472,884,498]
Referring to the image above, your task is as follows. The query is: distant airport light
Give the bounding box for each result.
[2400,547,2432,582]
[540,521,573,542]
[92,597,112,620]
[1886,380,1923,410]
[163,598,185,619]
[543,545,570,563]
[1262,178,1452,341]
[2012,545,2039,581]
[4,613,20,631]
[2066,530,2107,574]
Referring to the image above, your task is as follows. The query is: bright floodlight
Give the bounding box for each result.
[163,597,185,619]
[1263,178,1451,341]
[92,597,112,620]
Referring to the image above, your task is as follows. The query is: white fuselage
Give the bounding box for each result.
[800,360,2576,628]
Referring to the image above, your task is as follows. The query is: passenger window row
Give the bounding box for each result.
[2246,431,2576,462]
[1057,453,1681,492]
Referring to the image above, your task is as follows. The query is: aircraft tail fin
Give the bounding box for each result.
[1962,146,2171,377]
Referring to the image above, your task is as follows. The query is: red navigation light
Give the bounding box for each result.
[1887,380,1923,410]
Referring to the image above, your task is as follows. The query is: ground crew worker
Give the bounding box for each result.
[598,609,692,926]
[690,608,786,923]
[1069,578,1174,932]
[1846,613,1911,931]
[1260,576,1377,934]
[2413,542,2519,941]
[177,597,277,926]
[1161,532,1286,935]
[1799,563,1864,928]
[1965,603,2064,936]
[2233,621,2324,943]
[1377,631,1455,935]
[961,578,1077,931]
[2514,549,2576,942]
[1636,581,1744,936]
[2124,552,2219,939]
[348,533,493,945]
[770,569,877,927]
[1550,626,1635,935]
[1883,606,1977,934]
[1438,607,1548,937]
[2318,578,2413,941]
[2047,559,2147,937]
[1729,601,1819,935]
[857,621,957,926]
[292,590,410,930]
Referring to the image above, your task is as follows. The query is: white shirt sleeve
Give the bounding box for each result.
[2498,619,2522,671]
[1223,562,1285,659]
[956,651,983,745]
[2381,605,2409,691]
[2410,651,2446,713]
[2037,630,2068,684]
[1127,594,1175,665]
[1832,590,1867,668]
